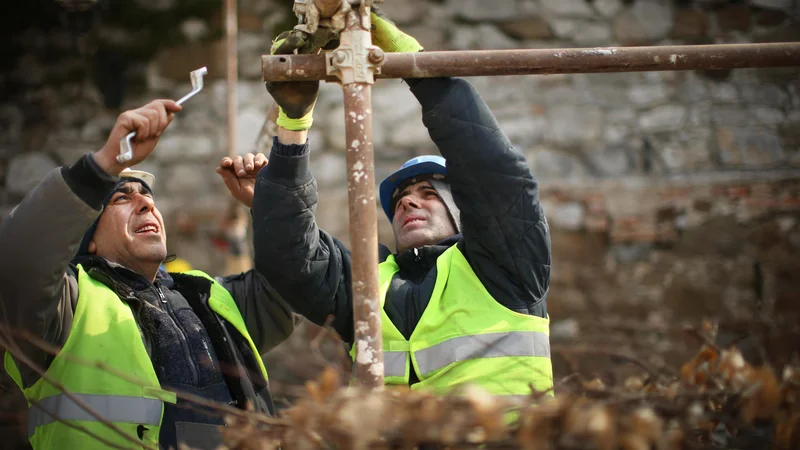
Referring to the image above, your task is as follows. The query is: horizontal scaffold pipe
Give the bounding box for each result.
[262,42,800,82]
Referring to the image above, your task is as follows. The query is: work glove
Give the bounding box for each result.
[265,30,320,131]
[370,7,423,53]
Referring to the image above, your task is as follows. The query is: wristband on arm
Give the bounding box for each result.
[276,108,314,131]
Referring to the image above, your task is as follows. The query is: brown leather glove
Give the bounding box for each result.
[264,30,320,127]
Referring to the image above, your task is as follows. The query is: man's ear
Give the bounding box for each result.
[88,241,97,254]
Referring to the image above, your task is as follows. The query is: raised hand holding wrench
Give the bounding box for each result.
[117,66,208,163]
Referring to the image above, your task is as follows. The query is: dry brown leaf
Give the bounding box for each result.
[774,410,800,450]
[583,378,606,391]
[741,365,782,424]
[624,375,645,392]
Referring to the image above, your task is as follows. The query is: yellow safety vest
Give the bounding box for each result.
[4,266,268,449]
[354,245,553,397]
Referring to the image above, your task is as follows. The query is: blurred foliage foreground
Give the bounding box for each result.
[223,321,799,450]
[1,317,799,450]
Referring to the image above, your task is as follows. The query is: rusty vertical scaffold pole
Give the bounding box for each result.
[326,2,385,388]
[226,0,238,157]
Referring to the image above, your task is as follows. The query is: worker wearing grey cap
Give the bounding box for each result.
[0,99,295,450]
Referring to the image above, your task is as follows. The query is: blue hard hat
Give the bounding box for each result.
[379,155,447,222]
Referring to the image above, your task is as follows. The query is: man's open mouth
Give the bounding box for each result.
[134,224,159,234]
[403,216,424,227]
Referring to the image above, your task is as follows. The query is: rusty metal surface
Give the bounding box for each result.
[263,42,800,82]
[325,20,383,84]
[340,8,384,389]
[226,0,237,157]
[314,0,342,18]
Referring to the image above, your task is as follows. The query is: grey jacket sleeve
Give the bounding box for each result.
[216,269,299,354]
[252,140,356,343]
[0,154,117,385]
[407,78,550,317]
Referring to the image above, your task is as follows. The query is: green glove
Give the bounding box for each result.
[265,30,320,131]
[370,8,423,53]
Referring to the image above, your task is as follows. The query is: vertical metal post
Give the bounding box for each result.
[226,0,238,157]
[335,5,384,388]
[344,83,383,388]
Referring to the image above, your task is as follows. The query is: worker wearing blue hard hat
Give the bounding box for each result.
[378,155,454,225]
[248,7,553,399]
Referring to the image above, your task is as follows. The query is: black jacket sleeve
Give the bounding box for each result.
[216,269,298,354]
[0,153,118,386]
[252,138,355,343]
[252,76,550,345]
[407,78,550,317]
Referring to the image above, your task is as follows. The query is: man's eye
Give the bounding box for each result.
[113,195,128,202]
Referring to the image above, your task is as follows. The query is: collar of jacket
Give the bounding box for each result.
[389,234,462,281]
[71,256,274,416]
[71,256,174,297]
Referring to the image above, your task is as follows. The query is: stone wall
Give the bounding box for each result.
[1,0,799,303]
[1,1,799,445]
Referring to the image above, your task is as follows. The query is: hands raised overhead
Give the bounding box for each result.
[216,153,269,208]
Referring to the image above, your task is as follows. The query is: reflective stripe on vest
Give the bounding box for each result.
[414,331,551,375]
[383,332,551,378]
[372,245,554,396]
[3,266,265,449]
[384,352,407,378]
[28,394,162,438]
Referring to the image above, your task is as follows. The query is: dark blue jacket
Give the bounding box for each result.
[253,77,551,345]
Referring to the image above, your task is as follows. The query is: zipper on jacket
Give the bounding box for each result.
[156,285,199,386]
[413,247,421,262]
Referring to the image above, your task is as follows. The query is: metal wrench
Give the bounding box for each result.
[117,66,209,163]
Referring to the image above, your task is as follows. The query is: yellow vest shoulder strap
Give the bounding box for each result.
[181,270,269,381]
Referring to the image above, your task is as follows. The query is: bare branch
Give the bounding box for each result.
[552,344,678,378]
[6,327,287,428]
[0,332,156,449]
